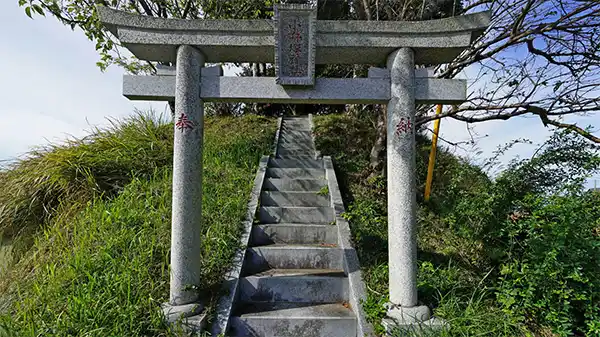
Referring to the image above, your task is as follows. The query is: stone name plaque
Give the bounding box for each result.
[274,4,316,86]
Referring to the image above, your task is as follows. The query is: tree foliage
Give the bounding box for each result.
[18,0,600,143]
[314,111,600,335]
[18,0,276,73]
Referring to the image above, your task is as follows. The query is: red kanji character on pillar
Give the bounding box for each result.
[395,117,412,136]
[176,113,195,132]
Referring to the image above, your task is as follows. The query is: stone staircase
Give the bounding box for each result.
[229,116,358,336]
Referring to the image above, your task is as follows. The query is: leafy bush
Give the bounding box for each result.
[313,113,600,336]
[496,191,600,336]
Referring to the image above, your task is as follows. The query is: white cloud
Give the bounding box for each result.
[0,2,163,162]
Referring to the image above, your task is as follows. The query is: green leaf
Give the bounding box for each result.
[32,4,45,16]
[25,6,32,18]
[553,81,563,92]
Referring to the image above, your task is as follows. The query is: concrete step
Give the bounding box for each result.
[277,136,313,142]
[282,119,310,123]
[276,144,313,151]
[279,130,312,137]
[278,136,313,142]
[276,145,314,152]
[268,158,323,169]
[281,126,311,131]
[276,154,318,160]
[263,178,327,192]
[230,302,356,337]
[266,168,324,179]
[276,150,316,157]
[251,223,337,245]
[279,129,312,134]
[239,269,348,303]
[244,244,342,273]
[261,191,330,207]
[277,153,322,159]
[258,206,334,224]
[278,146,315,152]
[277,139,315,150]
[282,118,309,123]
[278,132,312,137]
[278,137,312,143]
[277,140,314,149]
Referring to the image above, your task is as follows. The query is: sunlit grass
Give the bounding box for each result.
[0,112,275,336]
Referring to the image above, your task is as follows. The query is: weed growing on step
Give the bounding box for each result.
[317,185,329,196]
[0,113,275,336]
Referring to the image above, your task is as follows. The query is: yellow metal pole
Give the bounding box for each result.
[424,104,442,202]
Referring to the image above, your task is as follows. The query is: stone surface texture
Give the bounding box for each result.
[97,6,489,65]
[382,316,449,335]
[386,304,431,323]
[324,156,375,337]
[251,223,338,245]
[274,3,317,86]
[231,303,356,337]
[386,48,418,308]
[169,45,204,306]
[272,117,283,157]
[123,75,466,104]
[156,64,223,77]
[369,67,435,79]
[214,116,374,336]
[161,302,203,322]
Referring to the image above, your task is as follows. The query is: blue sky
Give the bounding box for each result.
[0,1,598,186]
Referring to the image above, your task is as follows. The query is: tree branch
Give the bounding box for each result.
[181,0,193,19]
[137,0,154,16]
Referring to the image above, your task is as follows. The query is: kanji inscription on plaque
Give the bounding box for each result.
[274,4,316,86]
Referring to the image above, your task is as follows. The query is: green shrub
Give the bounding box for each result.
[313,113,600,337]
[496,191,600,336]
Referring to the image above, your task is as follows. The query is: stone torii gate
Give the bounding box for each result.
[97,3,489,332]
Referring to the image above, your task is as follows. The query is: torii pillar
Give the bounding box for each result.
[384,47,432,326]
[162,45,206,321]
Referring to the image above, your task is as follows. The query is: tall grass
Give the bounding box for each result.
[313,113,524,336]
[0,111,173,244]
[0,112,275,336]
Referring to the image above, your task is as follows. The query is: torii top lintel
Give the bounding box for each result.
[96,6,490,66]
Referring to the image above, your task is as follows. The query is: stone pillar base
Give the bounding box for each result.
[161,302,207,333]
[386,303,430,323]
[383,304,448,336]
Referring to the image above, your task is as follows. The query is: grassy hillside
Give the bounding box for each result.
[0,113,276,336]
[313,113,600,337]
